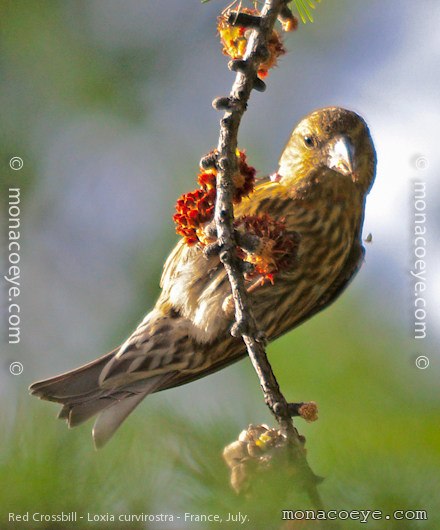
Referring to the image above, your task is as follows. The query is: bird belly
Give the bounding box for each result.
[254,203,358,340]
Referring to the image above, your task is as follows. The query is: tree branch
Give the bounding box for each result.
[212,0,323,506]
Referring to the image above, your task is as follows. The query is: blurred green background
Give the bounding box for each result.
[1,1,439,529]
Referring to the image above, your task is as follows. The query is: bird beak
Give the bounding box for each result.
[327,136,354,176]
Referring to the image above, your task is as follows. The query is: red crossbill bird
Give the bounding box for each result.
[30,107,376,448]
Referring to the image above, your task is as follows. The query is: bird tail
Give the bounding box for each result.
[29,349,173,448]
[29,350,115,404]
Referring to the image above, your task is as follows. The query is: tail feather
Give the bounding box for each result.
[29,350,117,402]
[92,394,147,448]
[29,349,176,447]
[59,397,114,427]
[90,374,175,448]
[91,379,165,449]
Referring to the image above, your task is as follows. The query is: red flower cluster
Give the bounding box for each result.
[259,32,286,79]
[236,214,300,284]
[174,154,295,284]
[173,188,216,245]
[217,8,286,80]
[235,150,256,202]
[197,169,216,191]
[174,151,256,245]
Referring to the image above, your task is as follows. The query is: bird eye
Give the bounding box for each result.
[303,135,315,148]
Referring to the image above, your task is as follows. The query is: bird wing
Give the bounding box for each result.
[157,233,366,392]
[160,238,189,289]
[271,238,365,342]
[127,181,366,392]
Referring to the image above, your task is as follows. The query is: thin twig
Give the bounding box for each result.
[213,0,323,507]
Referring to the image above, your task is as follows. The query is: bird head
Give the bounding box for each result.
[277,107,376,194]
